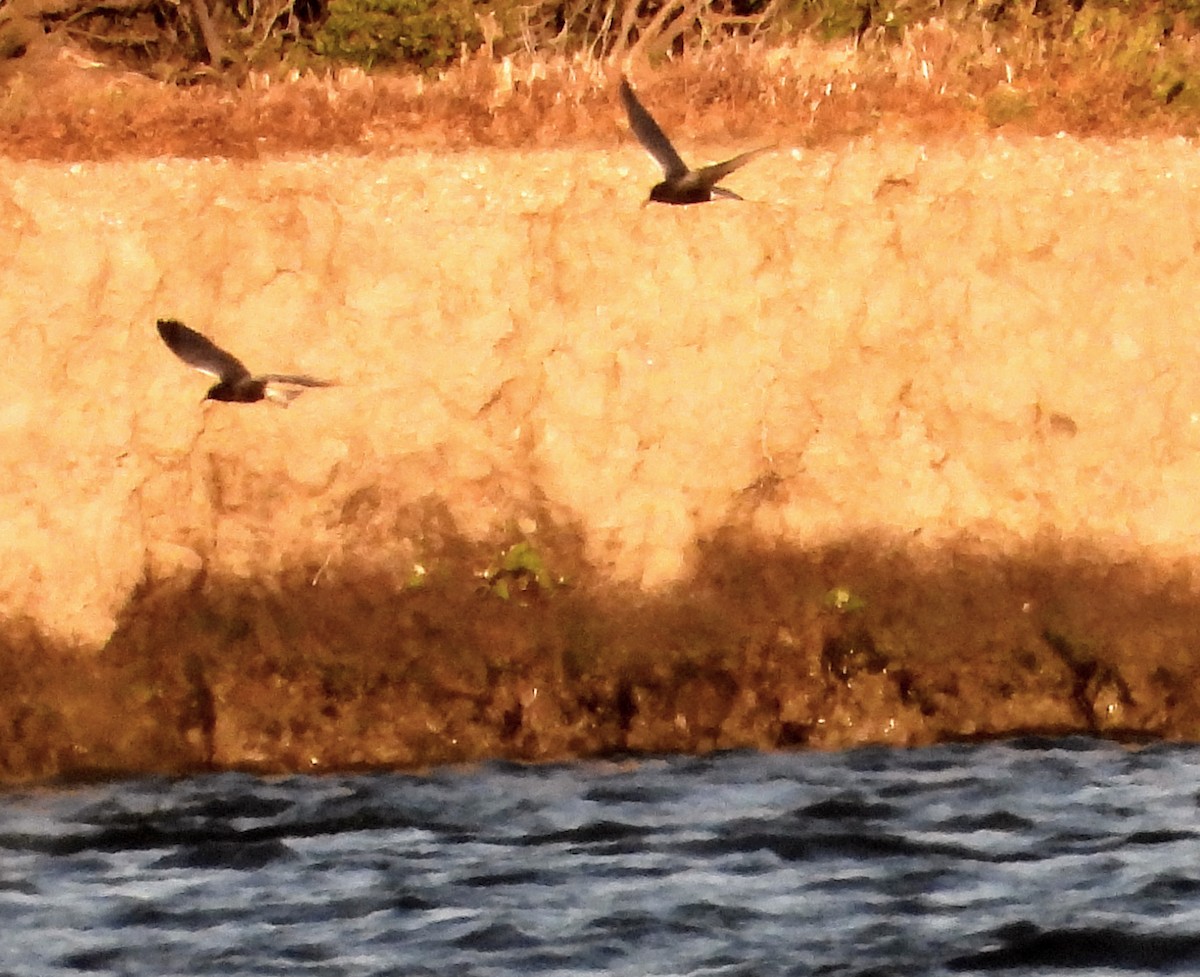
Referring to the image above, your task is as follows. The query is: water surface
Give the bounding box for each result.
[2,738,1199,975]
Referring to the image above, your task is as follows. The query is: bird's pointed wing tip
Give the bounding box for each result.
[260,375,336,389]
[618,79,689,180]
[618,77,637,107]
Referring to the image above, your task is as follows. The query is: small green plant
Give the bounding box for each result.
[479,541,558,601]
[823,586,867,613]
[313,0,482,70]
[405,563,428,589]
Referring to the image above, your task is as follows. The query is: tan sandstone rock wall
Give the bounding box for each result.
[3,133,1200,655]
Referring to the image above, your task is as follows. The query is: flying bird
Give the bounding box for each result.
[619,77,772,205]
[156,318,333,406]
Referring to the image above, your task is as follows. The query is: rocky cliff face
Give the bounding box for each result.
[3,135,1200,781]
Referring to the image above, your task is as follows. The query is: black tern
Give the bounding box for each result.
[156,318,333,406]
[619,77,771,205]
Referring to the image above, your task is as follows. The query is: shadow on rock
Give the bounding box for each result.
[3,520,1200,783]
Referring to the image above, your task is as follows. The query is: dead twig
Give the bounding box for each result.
[185,0,231,65]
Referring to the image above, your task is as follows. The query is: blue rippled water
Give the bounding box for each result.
[1,738,1199,976]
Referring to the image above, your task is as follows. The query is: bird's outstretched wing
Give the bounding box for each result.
[257,375,334,388]
[259,376,335,407]
[693,146,775,188]
[157,319,251,383]
[619,78,689,180]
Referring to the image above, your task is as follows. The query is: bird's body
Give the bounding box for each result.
[156,319,332,406]
[619,77,771,205]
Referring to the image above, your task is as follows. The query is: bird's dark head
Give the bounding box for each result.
[648,182,672,205]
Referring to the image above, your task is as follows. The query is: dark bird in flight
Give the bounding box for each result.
[619,77,772,205]
[156,318,333,406]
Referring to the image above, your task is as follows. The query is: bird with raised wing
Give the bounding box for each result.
[619,77,772,205]
[156,318,333,406]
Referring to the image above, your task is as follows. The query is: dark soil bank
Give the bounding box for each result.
[5,531,1200,784]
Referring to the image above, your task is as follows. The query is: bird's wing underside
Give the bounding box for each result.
[157,319,251,382]
[619,79,689,180]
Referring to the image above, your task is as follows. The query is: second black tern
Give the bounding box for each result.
[619,76,772,205]
[156,318,333,406]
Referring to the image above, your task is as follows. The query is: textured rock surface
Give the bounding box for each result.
[4,134,1200,779]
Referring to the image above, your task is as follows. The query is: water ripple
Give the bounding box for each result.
[1,740,1199,976]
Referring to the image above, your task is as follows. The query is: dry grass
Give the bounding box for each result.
[4,5,1200,160]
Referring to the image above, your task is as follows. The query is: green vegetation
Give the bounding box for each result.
[312,0,483,70]
[480,540,560,601]
[823,586,867,613]
[984,87,1034,128]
